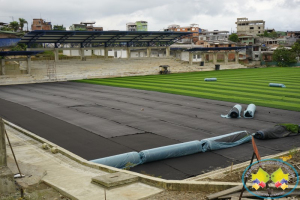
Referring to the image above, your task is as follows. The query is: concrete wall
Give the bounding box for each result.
[63,50,91,56]
[9,58,202,84]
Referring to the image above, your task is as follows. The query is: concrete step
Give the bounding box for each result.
[92,172,139,188]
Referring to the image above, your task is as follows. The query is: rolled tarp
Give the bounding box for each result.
[254,124,299,140]
[269,83,286,88]
[244,104,256,118]
[204,78,217,81]
[221,104,242,118]
[90,152,142,169]
[200,131,251,152]
[139,141,202,164]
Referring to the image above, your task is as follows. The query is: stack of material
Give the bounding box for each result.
[269,83,286,88]
[221,104,242,118]
[204,78,217,81]
[139,141,202,164]
[200,131,251,152]
[90,152,142,169]
[254,124,299,140]
[243,104,256,118]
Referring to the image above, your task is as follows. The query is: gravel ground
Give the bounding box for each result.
[144,191,208,200]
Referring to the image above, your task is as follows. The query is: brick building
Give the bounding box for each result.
[31,19,52,31]
[164,24,203,43]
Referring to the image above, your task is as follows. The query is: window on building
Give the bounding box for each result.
[177,29,180,31]
[250,27,254,29]
[258,27,261,29]
[182,29,185,31]
[253,46,259,51]
[215,45,219,47]
[193,54,196,59]
[255,54,259,58]
[258,31,260,33]
[229,44,232,47]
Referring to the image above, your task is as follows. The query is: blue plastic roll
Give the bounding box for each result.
[269,83,286,88]
[244,104,256,118]
[204,78,217,81]
[90,152,142,169]
[139,141,202,164]
[200,131,251,152]
[221,104,242,118]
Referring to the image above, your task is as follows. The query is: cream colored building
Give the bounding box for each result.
[236,18,265,35]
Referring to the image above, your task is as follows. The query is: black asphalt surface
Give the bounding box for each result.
[0,82,299,180]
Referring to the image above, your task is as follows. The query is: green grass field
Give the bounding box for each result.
[75,67,300,111]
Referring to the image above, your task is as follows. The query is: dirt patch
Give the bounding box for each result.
[201,149,300,183]
[0,183,70,200]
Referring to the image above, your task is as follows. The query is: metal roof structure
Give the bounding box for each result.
[0,51,44,56]
[19,30,192,47]
[186,47,248,52]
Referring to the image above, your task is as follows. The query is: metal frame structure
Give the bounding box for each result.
[0,51,43,56]
[19,30,192,48]
[0,51,43,76]
[185,47,248,52]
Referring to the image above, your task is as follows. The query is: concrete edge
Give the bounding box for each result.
[5,119,298,193]
[42,179,79,200]
[185,147,300,181]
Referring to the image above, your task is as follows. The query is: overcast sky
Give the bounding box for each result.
[0,0,299,32]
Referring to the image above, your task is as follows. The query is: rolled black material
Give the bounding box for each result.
[254,125,297,140]
[229,107,239,118]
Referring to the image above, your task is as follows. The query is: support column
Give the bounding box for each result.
[213,52,217,64]
[235,51,239,64]
[80,48,86,61]
[166,46,170,57]
[27,56,31,74]
[0,118,16,195]
[1,59,5,75]
[189,52,193,65]
[199,52,203,62]
[147,47,151,57]
[126,47,131,59]
[224,52,229,65]
[104,47,108,60]
[54,48,59,61]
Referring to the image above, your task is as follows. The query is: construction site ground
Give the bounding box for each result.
[0,82,299,180]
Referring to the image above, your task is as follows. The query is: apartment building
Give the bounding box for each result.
[126,21,147,31]
[236,18,265,35]
[69,22,103,31]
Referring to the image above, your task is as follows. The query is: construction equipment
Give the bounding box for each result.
[159,65,170,74]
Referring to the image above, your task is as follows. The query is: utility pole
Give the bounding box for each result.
[0,118,16,194]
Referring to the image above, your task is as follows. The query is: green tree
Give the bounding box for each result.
[9,21,19,32]
[291,42,300,61]
[18,18,28,31]
[229,33,239,42]
[273,46,297,67]
[10,44,27,51]
[0,26,13,31]
[269,31,278,38]
[263,31,269,37]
